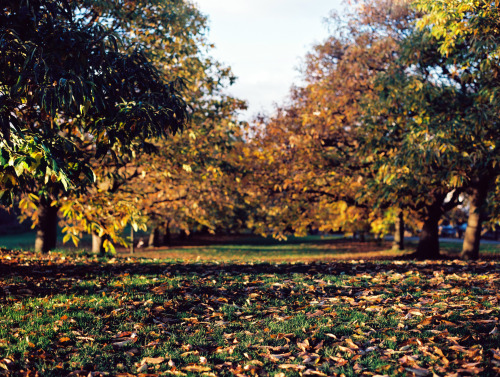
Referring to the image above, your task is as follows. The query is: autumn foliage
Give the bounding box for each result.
[2,0,500,260]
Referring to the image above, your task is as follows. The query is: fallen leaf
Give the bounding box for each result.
[279,364,306,371]
[183,365,211,372]
[405,367,431,376]
[141,356,165,365]
[165,370,187,376]
[303,369,327,376]
[345,338,359,350]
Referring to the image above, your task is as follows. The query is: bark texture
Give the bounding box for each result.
[415,197,443,259]
[34,199,59,253]
[163,221,171,246]
[461,177,491,260]
[92,233,106,255]
[148,227,161,247]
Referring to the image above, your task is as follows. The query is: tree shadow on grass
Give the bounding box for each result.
[1,252,499,302]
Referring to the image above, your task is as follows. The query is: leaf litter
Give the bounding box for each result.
[0,249,499,376]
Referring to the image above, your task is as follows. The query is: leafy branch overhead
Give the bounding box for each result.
[0,0,188,203]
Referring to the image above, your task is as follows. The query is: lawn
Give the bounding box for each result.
[0,247,499,376]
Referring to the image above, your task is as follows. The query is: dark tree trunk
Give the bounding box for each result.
[148,226,161,247]
[34,199,59,253]
[92,233,106,255]
[415,217,440,259]
[414,196,444,259]
[163,221,171,246]
[461,176,491,260]
[393,210,405,251]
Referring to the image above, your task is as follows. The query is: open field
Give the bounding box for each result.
[2,232,500,262]
[0,247,500,376]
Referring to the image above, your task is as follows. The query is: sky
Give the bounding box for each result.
[195,0,344,120]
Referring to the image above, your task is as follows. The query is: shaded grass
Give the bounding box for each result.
[2,231,500,262]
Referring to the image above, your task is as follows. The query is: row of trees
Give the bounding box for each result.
[2,0,247,253]
[1,0,499,260]
[246,0,500,260]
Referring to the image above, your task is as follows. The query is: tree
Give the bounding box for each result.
[1,0,187,252]
[364,0,500,259]
[244,0,417,241]
[361,32,468,259]
[413,0,500,259]
[49,0,249,251]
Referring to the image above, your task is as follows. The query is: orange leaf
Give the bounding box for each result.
[183,365,211,372]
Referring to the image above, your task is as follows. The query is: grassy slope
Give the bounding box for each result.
[0,249,499,376]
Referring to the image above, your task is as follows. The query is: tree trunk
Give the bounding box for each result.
[130,227,134,255]
[393,210,405,251]
[148,226,161,248]
[163,221,171,246]
[92,233,106,255]
[414,197,443,259]
[34,199,59,253]
[461,177,491,260]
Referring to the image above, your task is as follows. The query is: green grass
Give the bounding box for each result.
[0,250,499,376]
[0,231,38,251]
[3,231,500,262]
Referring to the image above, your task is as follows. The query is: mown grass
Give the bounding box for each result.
[0,249,499,376]
[2,231,500,260]
[126,239,398,263]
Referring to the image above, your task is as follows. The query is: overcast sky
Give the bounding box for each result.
[195,0,344,120]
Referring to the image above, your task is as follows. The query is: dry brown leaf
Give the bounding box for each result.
[183,365,212,372]
[306,310,324,318]
[112,332,138,348]
[165,370,187,376]
[279,364,306,371]
[266,352,292,362]
[303,369,327,376]
[345,338,359,350]
[405,366,431,376]
[418,317,433,327]
[136,363,148,373]
[297,339,310,352]
[141,356,165,365]
[329,356,348,366]
[314,340,324,350]
[180,350,199,357]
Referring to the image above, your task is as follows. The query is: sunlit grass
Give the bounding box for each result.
[0,251,499,376]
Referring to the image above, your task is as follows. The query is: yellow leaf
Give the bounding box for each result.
[183,365,211,372]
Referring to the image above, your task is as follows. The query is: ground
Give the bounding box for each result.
[0,239,500,376]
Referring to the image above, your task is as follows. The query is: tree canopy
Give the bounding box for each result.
[0,0,187,203]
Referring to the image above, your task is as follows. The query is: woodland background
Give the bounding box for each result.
[2,0,500,259]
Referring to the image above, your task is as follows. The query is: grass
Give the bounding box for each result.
[0,231,38,251]
[0,247,499,376]
[125,237,399,263]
